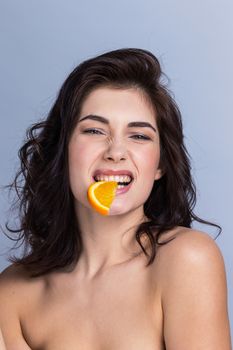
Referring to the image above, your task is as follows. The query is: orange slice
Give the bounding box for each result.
[87,181,118,215]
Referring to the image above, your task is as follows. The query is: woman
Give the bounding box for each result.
[0,48,231,349]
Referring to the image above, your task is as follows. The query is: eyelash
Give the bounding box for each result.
[82,128,151,140]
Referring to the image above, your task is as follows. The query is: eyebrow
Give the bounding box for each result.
[78,114,157,133]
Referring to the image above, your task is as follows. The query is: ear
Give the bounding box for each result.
[154,168,163,181]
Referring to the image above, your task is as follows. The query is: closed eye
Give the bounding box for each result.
[82,128,104,135]
[82,129,151,140]
[131,134,151,140]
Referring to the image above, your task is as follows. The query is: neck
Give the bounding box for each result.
[74,203,149,279]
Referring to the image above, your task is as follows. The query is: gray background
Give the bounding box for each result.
[0,0,232,339]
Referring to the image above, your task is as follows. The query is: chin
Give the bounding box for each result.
[108,202,140,216]
[108,207,127,216]
[108,203,131,216]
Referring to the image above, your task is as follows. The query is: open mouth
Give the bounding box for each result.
[93,176,133,189]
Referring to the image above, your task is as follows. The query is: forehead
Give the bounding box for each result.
[79,87,157,126]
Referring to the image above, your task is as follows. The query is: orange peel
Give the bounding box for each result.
[87,181,118,215]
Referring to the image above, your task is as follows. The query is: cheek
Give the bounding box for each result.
[68,143,87,188]
[68,144,83,174]
[136,147,160,173]
[68,142,99,189]
[69,142,95,170]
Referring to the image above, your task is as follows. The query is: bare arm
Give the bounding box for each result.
[160,230,232,349]
[0,328,6,350]
[0,266,32,350]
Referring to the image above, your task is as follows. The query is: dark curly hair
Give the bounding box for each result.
[5,48,221,277]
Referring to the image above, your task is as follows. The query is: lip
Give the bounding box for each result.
[90,177,133,195]
[92,169,134,179]
[115,180,133,195]
[91,169,134,196]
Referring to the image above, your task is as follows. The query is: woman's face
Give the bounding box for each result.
[68,86,162,215]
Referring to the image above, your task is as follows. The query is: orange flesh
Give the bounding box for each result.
[87,181,118,215]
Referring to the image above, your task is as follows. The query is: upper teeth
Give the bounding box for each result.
[94,175,132,183]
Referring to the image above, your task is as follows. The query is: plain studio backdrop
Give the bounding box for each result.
[0,0,232,339]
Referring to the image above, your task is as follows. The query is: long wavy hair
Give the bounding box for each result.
[5,48,221,277]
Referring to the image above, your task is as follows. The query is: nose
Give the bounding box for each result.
[103,137,127,162]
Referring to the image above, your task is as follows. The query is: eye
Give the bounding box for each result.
[131,134,151,140]
[82,128,104,135]
[82,129,151,140]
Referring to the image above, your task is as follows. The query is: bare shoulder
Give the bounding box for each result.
[152,227,224,282]
[155,227,227,301]
[156,226,224,267]
[154,227,231,349]
[0,263,34,298]
[0,263,46,309]
[0,263,28,296]
[1,262,29,280]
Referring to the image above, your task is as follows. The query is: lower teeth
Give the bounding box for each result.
[118,184,126,189]
[117,183,130,189]
[94,179,131,189]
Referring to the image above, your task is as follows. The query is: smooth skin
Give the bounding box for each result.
[0,329,6,350]
[0,87,231,349]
